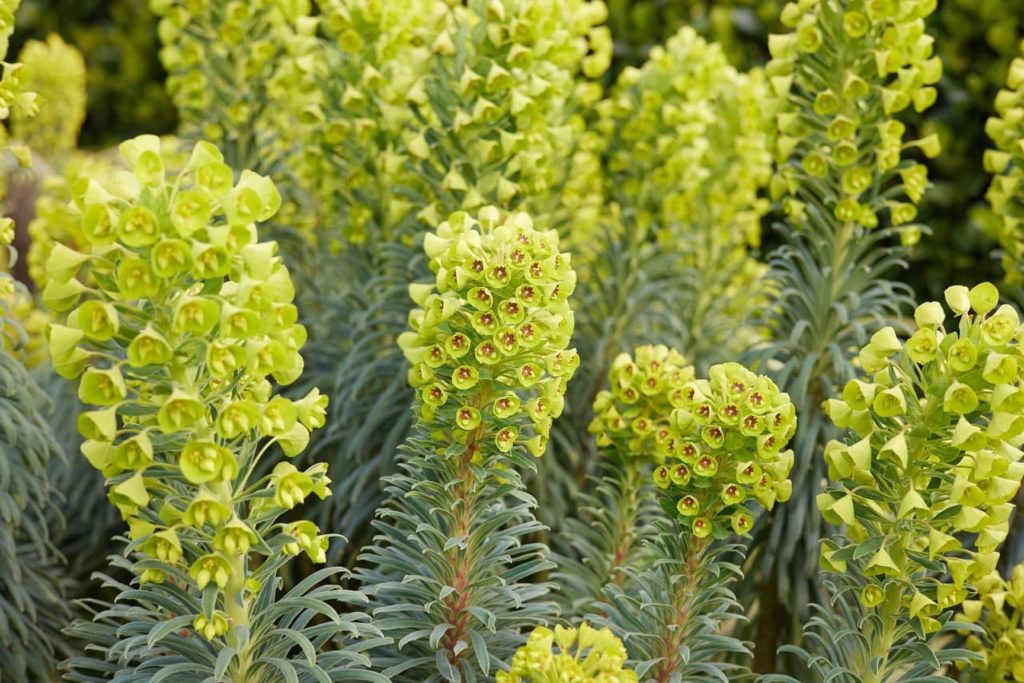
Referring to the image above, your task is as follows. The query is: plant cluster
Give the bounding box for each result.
[9,0,1024,681]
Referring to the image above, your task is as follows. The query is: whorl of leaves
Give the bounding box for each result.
[761,573,978,683]
[595,527,751,682]
[63,556,388,683]
[357,432,556,682]
[552,455,659,618]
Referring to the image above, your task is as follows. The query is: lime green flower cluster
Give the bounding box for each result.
[151,0,316,178]
[588,344,695,458]
[11,34,86,158]
[7,142,184,366]
[956,566,1024,682]
[497,623,638,683]
[45,135,332,642]
[593,26,772,356]
[819,283,1024,630]
[299,0,447,246]
[656,361,796,539]
[599,27,771,252]
[303,0,610,247]
[984,41,1024,285]
[27,152,118,290]
[767,0,941,238]
[417,0,611,237]
[591,347,796,540]
[398,208,578,459]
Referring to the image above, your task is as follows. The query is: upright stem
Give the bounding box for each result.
[439,385,491,673]
[651,538,709,683]
[225,553,251,683]
[854,586,899,683]
[212,480,252,682]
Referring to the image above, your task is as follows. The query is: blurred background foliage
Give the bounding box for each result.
[12,0,1018,302]
[12,0,176,147]
[605,0,1016,302]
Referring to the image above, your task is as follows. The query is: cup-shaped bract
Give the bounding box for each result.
[820,284,1024,631]
[399,208,578,460]
[49,135,332,642]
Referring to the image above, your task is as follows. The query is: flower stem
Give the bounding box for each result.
[855,585,900,683]
[438,385,491,673]
[212,480,252,682]
[651,537,709,683]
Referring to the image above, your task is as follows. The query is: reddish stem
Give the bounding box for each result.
[651,540,708,683]
[438,417,486,671]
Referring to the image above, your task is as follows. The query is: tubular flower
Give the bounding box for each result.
[767,0,941,238]
[592,347,796,539]
[820,284,1024,631]
[399,208,578,459]
[48,137,331,642]
[497,623,638,683]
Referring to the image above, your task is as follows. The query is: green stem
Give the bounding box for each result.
[225,553,251,683]
[857,585,900,683]
[212,480,252,682]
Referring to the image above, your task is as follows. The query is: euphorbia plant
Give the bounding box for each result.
[359,207,579,680]
[775,283,1024,681]
[556,346,692,614]
[586,346,796,680]
[48,135,385,680]
[749,0,943,663]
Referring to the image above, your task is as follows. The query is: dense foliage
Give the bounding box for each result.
[3,0,1024,682]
